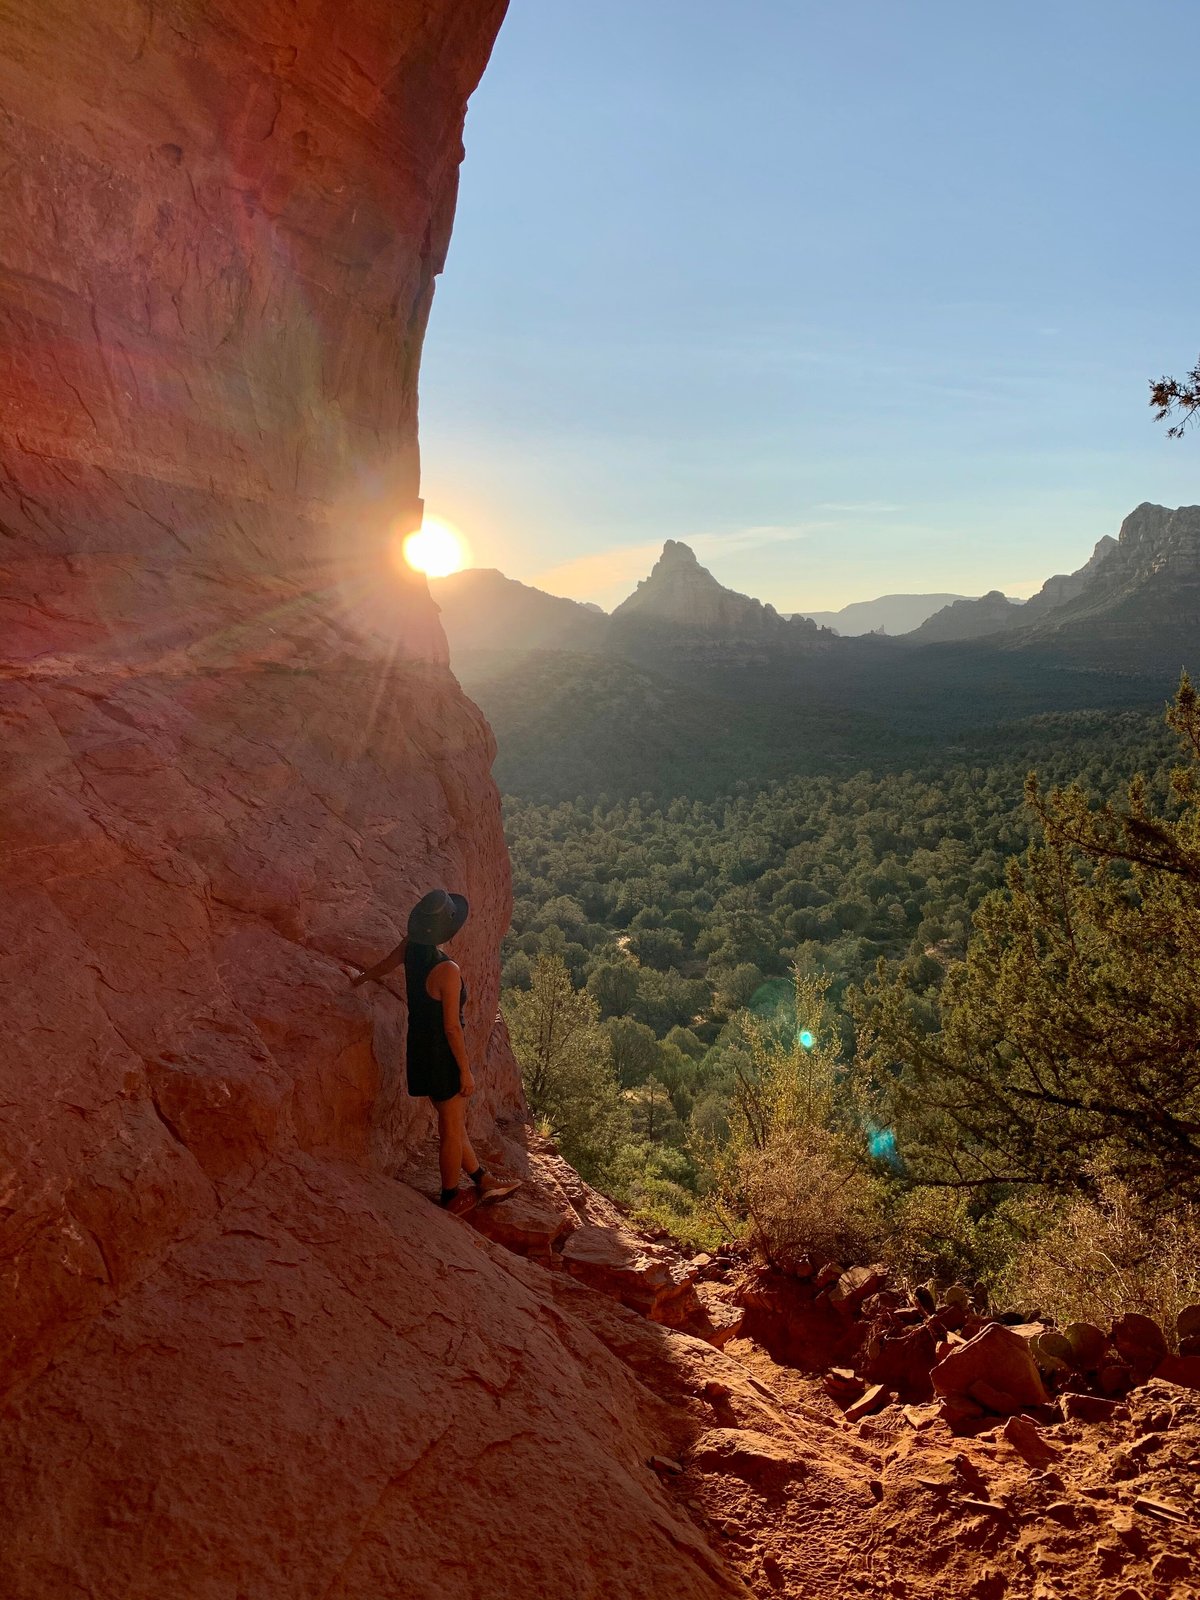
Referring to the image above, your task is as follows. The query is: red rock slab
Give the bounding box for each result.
[829,1263,888,1314]
[0,1158,749,1600]
[468,1182,577,1262]
[932,1322,1050,1410]
[690,1283,747,1349]
[561,1224,702,1327]
[1001,1415,1062,1467]
[1060,1392,1126,1423]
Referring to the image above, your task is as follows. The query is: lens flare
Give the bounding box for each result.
[797,1029,815,1050]
[867,1126,901,1168]
[401,515,468,578]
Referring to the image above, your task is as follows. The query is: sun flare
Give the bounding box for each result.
[401,515,469,578]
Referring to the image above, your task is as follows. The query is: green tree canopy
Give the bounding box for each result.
[856,676,1200,1208]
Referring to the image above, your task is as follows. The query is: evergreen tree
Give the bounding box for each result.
[504,953,629,1182]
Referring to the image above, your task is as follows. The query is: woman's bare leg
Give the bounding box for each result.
[435,1094,479,1190]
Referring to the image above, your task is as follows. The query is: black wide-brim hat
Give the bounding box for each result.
[407,889,469,944]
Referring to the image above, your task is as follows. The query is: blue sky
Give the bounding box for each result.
[418,0,1200,612]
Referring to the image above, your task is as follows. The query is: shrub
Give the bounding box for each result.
[995,1177,1200,1330]
[738,1128,885,1271]
[885,1186,988,1289]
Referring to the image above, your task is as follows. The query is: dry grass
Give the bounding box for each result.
[997,1178,1200,1332]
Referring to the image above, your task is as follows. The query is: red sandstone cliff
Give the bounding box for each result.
[0,0,523,1395]
[0,9,766,1598]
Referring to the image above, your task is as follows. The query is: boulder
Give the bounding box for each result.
[1111,1313,1168,1372]
[560,1226,701,1326]
[469,1185,577,1264]
[829,1264,888,1315]
[691,1283,746,1349]
[932,1323,1049,1411]
[1000,1415,1062,1467]
[861,1319,938,1402]
[844,1384,891,1423]
[1153,1353,1200,1391]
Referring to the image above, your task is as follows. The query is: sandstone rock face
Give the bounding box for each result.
[0,0,522,1405]
[1,1162,748,1600]
[1021,534,1118,618]
[1010,502,1200,667]
[0,12,775,1595]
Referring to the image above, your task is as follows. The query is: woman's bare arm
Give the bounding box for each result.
[349,937,407,988]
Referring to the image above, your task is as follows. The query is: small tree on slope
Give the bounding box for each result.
[504,952,628,1184]
[854,674,1200,1208]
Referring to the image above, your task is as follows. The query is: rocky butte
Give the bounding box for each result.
[4,8,1200,1600]
[610,539,832,663]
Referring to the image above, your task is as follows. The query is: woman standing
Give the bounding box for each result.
[353,889,520,1215]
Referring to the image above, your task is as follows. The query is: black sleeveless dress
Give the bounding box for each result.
[404,943,466,1102]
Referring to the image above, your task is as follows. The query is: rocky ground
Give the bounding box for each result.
[438,1135,1200,1600]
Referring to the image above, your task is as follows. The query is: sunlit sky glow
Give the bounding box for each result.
[400,516,470,579]
[420,1,1200,614]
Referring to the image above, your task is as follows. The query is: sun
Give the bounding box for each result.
[401,515,469,578]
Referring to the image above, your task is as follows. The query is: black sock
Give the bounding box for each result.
[469,1166,485,1185]
[440,1187,458,1207]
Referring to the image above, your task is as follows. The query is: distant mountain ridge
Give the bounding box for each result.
[907,589,1026,643]
[435,540,833,670]
[432,506,1197,676]
[1020,535,1118,618]
[798,594,970,635]
[907,535,1119,644]
[429,568,606,656]
[1009,504,1200,667]
[436,506,1193,798]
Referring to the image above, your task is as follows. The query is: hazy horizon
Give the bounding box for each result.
[445,545,1028,621]
[419,2,1200,613]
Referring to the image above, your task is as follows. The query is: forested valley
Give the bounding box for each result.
[497,694,1200,1326]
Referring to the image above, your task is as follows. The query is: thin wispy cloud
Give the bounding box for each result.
[813,502,903,514]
